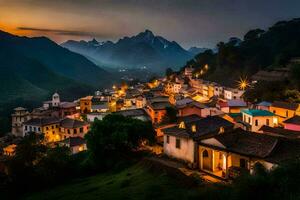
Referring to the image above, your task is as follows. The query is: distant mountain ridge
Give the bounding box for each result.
[0,30,111,104]
[62,30,194,72]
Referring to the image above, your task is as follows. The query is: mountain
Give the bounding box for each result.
[62,30,193,72]
[0,30,111,104]
[188,47,210,55]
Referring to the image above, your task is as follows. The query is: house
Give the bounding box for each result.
[241,109,278,132]
[3,144,17,156]
[162,116,233,167]
[59,118,90,140]
[11,107,30,137]
[136,95,146,108]
[256,101,272,111]
[59,137,87,154]
[198,129,300,179]
[217,99,247,114]
[59,102,78,118]
[23,117,61,141]
[146,102,172,124]
[269,101,300,124]
[283,115,300,131]
[223,88,244,100]
[176,101,207,117]
[184,67,194,78]
[80,96,93,113]
[91,103,109,113]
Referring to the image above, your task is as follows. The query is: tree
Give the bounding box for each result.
[85,114,155,165]
[165,68,174,78]
[162,106,178,123]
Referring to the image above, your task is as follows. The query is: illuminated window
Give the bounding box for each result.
[219,127,225,133]
[179,122,185,129]
[191,125,196,132]
[286,111,289,117]
[266,119,270,126]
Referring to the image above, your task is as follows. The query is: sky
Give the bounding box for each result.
[1,0,300,48]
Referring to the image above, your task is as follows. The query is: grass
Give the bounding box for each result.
[23,162,203,200]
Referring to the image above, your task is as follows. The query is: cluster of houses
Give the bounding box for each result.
[2,66,300,180]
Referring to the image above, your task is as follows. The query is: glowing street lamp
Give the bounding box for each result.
[237,77,250,90]
[204,64,208,70]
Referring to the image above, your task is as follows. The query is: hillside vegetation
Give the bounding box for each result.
[184,18,300,88]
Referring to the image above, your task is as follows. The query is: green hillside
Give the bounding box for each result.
[24,163,200,200]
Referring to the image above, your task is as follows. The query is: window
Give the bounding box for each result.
[51,126,54,129]
[286,111,289,117]
[80,127,83,133]
[248,117,251,123]
[255,119,258,126]
[52,131,55,134]
[273,110,276,114]
[203,150,209,157]
[38,127,41,131]
[240,158,248,168]
[219,127,225,133]
[25,126,28,131]
[33,127,36,132]
[46,127,49,130]
[74,129,77,134]
[166,135,170,144]
[56,125,58,128]
[175,138,181,149]
[191,125,196,132]
[179,122,185,129]
[67,129,71,134]
[266,119,270,126]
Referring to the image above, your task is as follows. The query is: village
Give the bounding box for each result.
[2,65,300,181]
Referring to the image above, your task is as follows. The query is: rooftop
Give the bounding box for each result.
[283,115,300,125]
[242,109,275,117]
[60,118,89,129]
[272,101,299,111]
[24,117,60,126]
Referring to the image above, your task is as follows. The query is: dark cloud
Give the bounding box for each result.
[16,27,122,39]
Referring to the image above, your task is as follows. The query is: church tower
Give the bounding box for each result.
[52,92,60,107]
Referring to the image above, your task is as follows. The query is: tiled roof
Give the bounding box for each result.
[115,109,149,118]
[163,116,233,140]
[178,114,202,124]
[149,102,172,110]
[24,117,60,126]
[227,99,247,107]
[257,101,272,107]
[272,101,299,110]
[61,137,86,147]
[283,115,300,125]
[60,102,76,109]
[242,109,275,117]
[60,118,89,129]
[202,129,278,158]
[259,125,300,139]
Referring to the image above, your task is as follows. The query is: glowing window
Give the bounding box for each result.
[179,122,185,129]
[191,125,196,132]
[219,127,225,133]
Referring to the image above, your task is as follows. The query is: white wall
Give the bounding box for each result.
[163,135,195,163]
